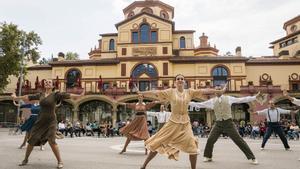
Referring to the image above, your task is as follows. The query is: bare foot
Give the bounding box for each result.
[119,149,126,154]
[19,159,28,166]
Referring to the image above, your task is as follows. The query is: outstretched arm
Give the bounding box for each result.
[11,93,29,101]
[189,99,214,110]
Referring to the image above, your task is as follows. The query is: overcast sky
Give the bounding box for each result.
[1,0,299,59]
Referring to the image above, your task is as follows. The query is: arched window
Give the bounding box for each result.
[160,11,169,19]
[212,66,228,86]
[131,63,158,91]
[109,39,115,51]
[142,7,153,14]
[140,24,150,43]
[128,11,135,18]
[180,36,186,48]
[66,69,81,88]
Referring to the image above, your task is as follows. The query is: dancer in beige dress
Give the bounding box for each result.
[119,94,159,155]
[139,74,223,169]
[12,80,83,169]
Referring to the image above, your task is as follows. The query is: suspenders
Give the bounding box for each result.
[267,108,279,122]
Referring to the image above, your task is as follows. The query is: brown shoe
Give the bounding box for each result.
[19,159,28,166]
[57,162,63,169]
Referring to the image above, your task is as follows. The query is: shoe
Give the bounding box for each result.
[260,147,264,150]
[40,146,45,151]
[19,159,28,166]
[285,148,291,151]
[57,162,63,169]
[298,158,300,161]
[203,157,212,162]
[250,159,258,165]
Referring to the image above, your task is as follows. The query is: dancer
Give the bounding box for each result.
[11,80,83,169]
[12,100,44,150]
[118,94,159,155]
[139,74,221,169]
[147,104,171,131]
[283,91,300,161]
[254,100,297,151]
[189,86,261,164]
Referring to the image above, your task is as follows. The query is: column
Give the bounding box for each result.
[112,105,118,128]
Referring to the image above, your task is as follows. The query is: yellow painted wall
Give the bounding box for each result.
[245,65,300,90]
[273,34,300,57]
[286,22,300,35]
[172,33,194,49]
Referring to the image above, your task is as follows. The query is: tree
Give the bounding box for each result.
[0,22,42,93]
[39,57,49,65]
[65,52,79,60]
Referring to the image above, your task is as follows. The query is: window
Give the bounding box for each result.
[66,69,81,88]
[122,48,127,56]
[131,63,158,91]
[121,64,126,76]
[132,63,158,78]
[180,36,186,48]
[132,32,138,43]
[212,66,228,86]
[151,31,157,42]
[142,7,153,14]
[132,23,158,43]
[109,39,115,51]
[140,24,150,43]
[163,62,168,75]
[163,47,168,54]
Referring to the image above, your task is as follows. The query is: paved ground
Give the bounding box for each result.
[0,129,299,169]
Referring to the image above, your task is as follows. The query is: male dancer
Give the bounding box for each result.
[147,105,171,131]
[283,91,300,161]
[254,100,297,150]
[190,86,260,165]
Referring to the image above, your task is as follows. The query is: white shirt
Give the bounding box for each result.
[58,122,65,129]
[256,108,290,122]
[292,97,300,106]
[189,95,256,109]
[147,111,171,123]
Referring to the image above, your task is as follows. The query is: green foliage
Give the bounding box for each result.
[65,52,79,60]
[0,22,42,93]
[39,57,49,65]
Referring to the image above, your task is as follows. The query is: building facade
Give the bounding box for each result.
[1,1,300,127]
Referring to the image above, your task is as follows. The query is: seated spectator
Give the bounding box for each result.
[58,121,65,135]
[250,123,260,139]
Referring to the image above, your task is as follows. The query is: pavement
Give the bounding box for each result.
[0,129,299,169]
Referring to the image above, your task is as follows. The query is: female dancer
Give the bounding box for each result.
[13,100,62,149]
[13,100,44,150]
[139,74,222,169]
[12,80,83,169]
[119,94,159,155]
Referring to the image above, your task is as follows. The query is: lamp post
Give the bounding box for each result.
[16,35,26,124]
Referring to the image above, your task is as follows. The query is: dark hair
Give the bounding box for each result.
[174,74,185,80]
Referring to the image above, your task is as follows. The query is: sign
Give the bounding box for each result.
[132,47,157,56]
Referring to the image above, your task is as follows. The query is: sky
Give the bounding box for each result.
[0,0,299,60]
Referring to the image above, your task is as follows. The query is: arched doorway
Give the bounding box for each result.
[0,101,17,125]
[78,100,113,124]
[131,63,158,91]
[56,101,74,122]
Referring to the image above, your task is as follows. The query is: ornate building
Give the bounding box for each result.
[1,1,300,127]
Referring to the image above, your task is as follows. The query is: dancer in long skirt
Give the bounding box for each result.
[139,74,221,169]
[119,94,159,155]
[189,87,261,164]
[12,100,44,150]
[12,80,83,169]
